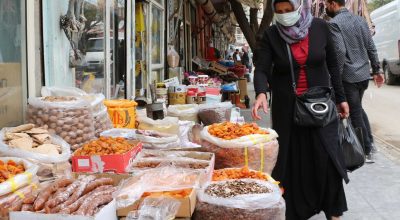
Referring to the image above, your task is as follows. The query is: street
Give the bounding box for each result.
[363,81,400,162]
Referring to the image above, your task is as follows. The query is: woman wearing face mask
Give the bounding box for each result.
[252,0,350,219]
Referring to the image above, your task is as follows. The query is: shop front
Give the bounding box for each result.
[0,0,26,128]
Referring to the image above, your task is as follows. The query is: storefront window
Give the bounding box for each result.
[151,6,162,65]
[43,0,106,94]
[135,1,148,97]
[135,0,164,100]
[42,0,127,99]
[111,0,126,98]
[151,69,161,83]
[0,0,25,127]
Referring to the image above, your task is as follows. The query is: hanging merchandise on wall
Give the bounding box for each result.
[59,0,86,67]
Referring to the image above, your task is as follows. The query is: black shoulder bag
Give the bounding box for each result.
[286,44,338,127]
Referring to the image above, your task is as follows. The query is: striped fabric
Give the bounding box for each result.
[328,8,381,83]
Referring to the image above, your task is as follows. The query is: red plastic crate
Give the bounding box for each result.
[72,142,143,173]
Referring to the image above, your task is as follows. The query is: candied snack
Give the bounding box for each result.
[0,160,25,183]
[74,136,134,156]
[142,188,192,199]
[208,122,268,140]
[212,167,269,181]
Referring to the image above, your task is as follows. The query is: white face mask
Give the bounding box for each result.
[274,2,303,27]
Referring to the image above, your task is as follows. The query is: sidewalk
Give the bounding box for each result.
[242,81,400,220]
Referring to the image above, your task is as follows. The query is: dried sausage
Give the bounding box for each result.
[82,178,114,195]
[33,178,73,211]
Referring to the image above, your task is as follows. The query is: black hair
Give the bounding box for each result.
[328,0,345,6]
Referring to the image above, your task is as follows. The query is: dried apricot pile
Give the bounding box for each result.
[74,136,133,156]
[208,122,268,140]
[142,188,192,199]
[212,167,268,181]
[0,160,25,183]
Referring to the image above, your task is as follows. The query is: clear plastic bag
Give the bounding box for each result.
[0,178,40,217]
[93,108,113,137]
[179,121,201,149]
[116,166,200,208]
[100,128,180,150]
[0,129,71,164]
[194,179,285,220]
[41,86,88,97]
[127,158,213,186]
[194,197,285,220]
[126,197,180,220]
[198,102,233,125]
[133,149,215,185]
[137,149,214,161]
[200,126,279,174]
[129,157,211,171]
[41,86,106,113]
[0,157,39,196]
[137,116,180,135]
[26,97,95,150]
[167,104,199,123]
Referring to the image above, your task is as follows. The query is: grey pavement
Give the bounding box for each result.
[242,80,400,220]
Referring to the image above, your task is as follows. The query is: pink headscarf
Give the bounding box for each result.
[272,0,313,44]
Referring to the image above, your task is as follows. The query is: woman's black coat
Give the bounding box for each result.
[254,18,349,183]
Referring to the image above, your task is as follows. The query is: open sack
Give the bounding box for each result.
[0,157,39,196]
[200,126,279,174]
[0,129,71,164]
[194,179,285,220]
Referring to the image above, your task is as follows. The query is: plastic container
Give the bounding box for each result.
[167,45,180,68]
[104,99,138,129]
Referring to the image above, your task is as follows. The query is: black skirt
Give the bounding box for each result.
[281,123,348,220]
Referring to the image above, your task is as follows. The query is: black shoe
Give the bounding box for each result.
[366,154,375,164]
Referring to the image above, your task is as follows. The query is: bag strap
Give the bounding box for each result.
[286,44,297,94]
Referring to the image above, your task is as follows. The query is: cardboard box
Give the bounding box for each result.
[117,188,197,218]
[71,142,142,173]
[210,61,228,73]
[10,199,117,220]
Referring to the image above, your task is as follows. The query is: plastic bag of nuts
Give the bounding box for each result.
[93,108,113,137]
[193,179,285,220]
[26,96,95,151]
[198,102,232,126]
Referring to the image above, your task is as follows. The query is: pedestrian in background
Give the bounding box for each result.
[241,48,250,69]
[252,0,350,218]
[233,49,241,63]
[326,0,385,163]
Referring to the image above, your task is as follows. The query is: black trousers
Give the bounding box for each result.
[342,80,373,155]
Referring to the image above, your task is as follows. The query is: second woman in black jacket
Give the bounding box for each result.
[252,0,350,219]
